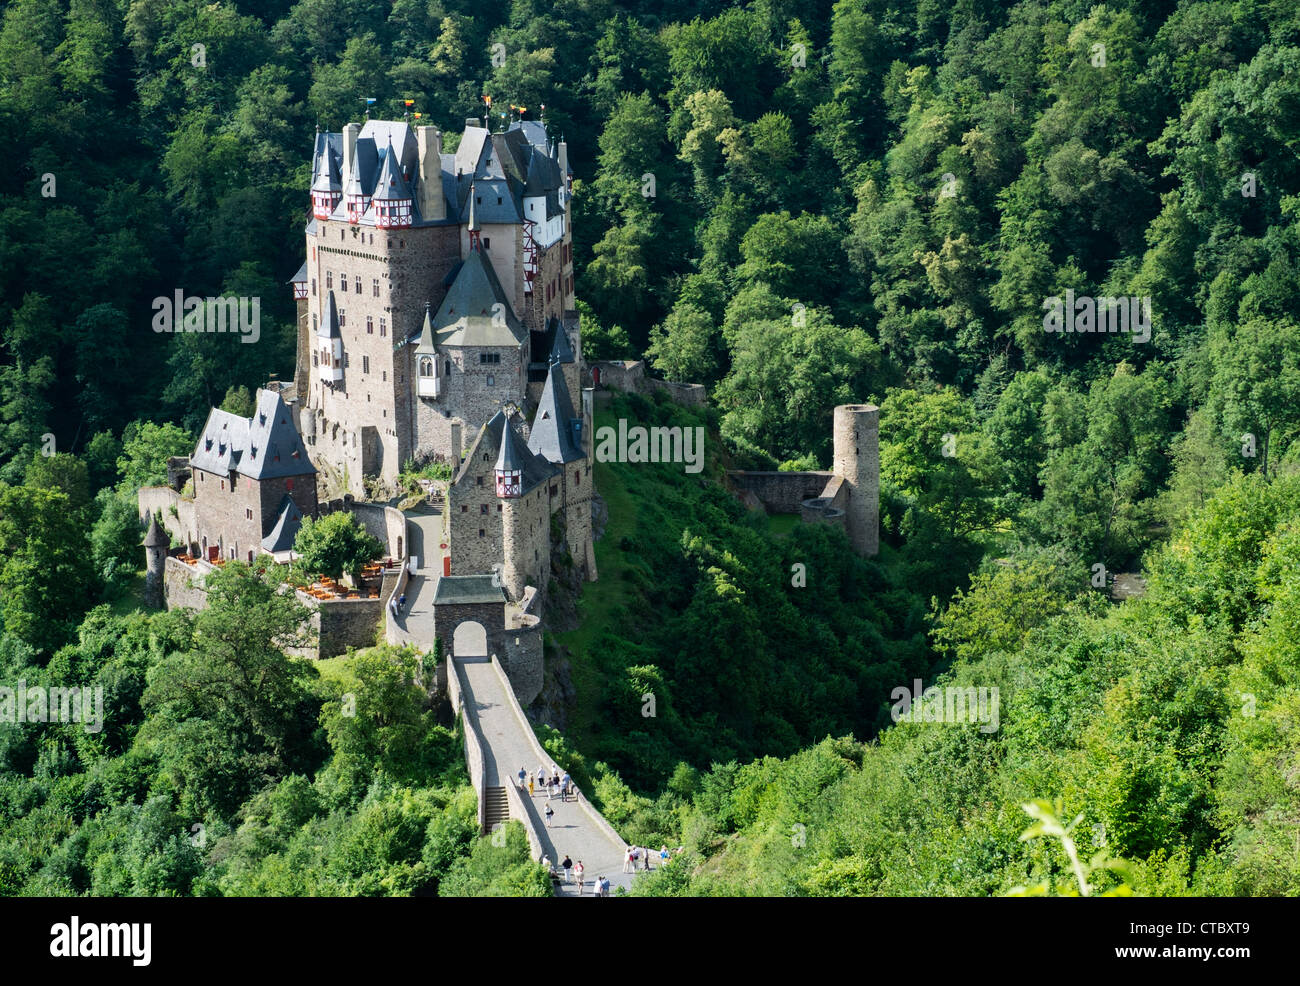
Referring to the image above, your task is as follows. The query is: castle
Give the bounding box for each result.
[288,116,581,499]
[140,115,596,669]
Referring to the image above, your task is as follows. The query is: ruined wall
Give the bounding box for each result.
[590,360,707,407]
[728,471,834,515]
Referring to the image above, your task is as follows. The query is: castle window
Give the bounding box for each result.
[479,352,500,365]
[476,196,482,204]
[383,371,387,381]
[476,476,483,486]
[312,314,317,332]
[246,508,253,520]
[311,278,316,296]
[340,276,347,292]
[497,504,502,512]
[484,237,491,250]
[419,357,433,377]
[480,504,488,515]
[326,271,332,289]
[372,279,379,296]
[354,275,361,293]
[550,485,557,496]
[461,505,467,512]
[339,310,346,327]
[486,374,495,387]
[379,317,386,337]
[497,197,502,206]
[479,529,485,537]
[363,355,370,374]
[366,316,373,334]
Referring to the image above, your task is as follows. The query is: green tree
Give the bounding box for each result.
[293,512,384,582]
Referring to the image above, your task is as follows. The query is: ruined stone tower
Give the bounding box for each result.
[832,404,880,557]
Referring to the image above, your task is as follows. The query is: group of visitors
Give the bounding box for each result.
[538,854,610,895]
[622,845,671,873]
[519,765,576,803]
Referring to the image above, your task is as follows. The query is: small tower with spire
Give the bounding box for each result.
[143,513,169,609]
[495,425,522,498]
[371,139,413,228]
[415,301,440,399]
[310,139,341,219]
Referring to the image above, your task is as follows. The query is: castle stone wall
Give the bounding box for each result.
[139,487,198,550]
[590,360,707,407]
[728,471,834,514]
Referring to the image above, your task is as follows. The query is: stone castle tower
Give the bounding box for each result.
[143,514,169,608]
[832,404,880,557]
[289,116,578,498]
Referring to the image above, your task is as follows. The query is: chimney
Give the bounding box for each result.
[342,122,361,197]
[416,125,445,221]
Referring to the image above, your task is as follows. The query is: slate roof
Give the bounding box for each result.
[192,389,316,480]
[288,261,308,285]
[548,318,575,363]
[432,248,528,348]
[144,514,169,548]
[432,574,507,606]
[320,290,341,338]
[528,361,585,464]
[457,409,555,498]
[371,139,412,201]
[261,495,304,553]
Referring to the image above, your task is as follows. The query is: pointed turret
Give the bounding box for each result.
[311,141,341,219]
[416,302,440,399]
[528,360,585,464]
[494,412,523,498]
[371,139,413,228]
[143,514,168,609]
[344,150,366,223]
[319,290,343,382]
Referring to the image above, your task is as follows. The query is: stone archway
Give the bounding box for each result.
[452,620,488,658]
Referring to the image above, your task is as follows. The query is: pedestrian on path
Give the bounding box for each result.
[660,845,670,868]
[545,803,554,827]
[594,875,604,897]
[528,775,534,797]
[561,772,571,800]
[517,766,526,789]
[398,593,407,612]
[623,847,633,873]
[538,764,547,787]
[600,876,610,897]
[562,855,573,883]
[574,861,584,894]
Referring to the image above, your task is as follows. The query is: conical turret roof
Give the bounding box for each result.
[144,514,168,548]
[371,139,412,201]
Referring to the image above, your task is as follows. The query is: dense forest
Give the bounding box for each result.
[2,0,1300,895]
